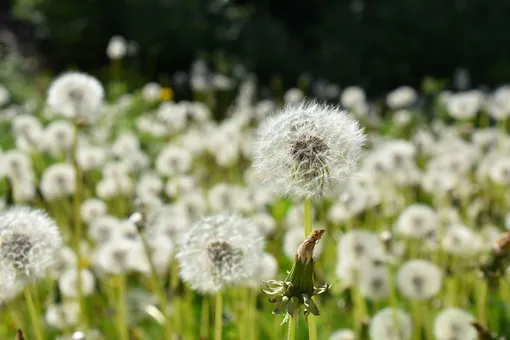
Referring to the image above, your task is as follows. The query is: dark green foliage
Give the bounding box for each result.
[12,0,510,94]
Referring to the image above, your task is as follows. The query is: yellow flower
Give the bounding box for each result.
[160,87,174,101]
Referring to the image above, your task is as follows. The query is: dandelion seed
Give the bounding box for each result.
[176,213,263,293]
[369,307,412,340]
[47,72,104,122]
[395,204,437,239]
[0,207,62,299]
[433,308,477,340]
[253,100,366,199]
[396,259,442,300]
[58,268,96,298]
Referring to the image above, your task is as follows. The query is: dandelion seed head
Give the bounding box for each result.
[40,163,75,200]
[47,72,104,122]
[433,308,477,340]
[58,268,95,298]
[253,100,366,199]
[0,207,62,296]
[396,259,442,300]
[176,213,263,293]
[395,204,437,239]
[369,307,412,340]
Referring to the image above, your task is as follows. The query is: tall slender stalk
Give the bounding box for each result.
[215,291,223,340]
[303,198,318,340]
[287,315,297,340]
[137,230,172,339]
[71,121,87,326]
[200,297,210,339]
[116,275,129,340]
[24,287,44,340]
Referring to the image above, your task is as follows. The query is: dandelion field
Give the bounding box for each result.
[1,52,510,340]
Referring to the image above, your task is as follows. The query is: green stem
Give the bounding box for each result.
[200,297,209,339]
[303,198,319,339]
[117,275,129,340]
[24,287,44,340]
[71,122,87,327]
[308,315,318,340]
[215,291,223,340]
[287,315,297,340]
[304,198,313,237]
[138,232,172,339]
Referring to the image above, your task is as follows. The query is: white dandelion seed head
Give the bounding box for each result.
[369,308,413,340]
[77,145,107,172]
[51,246,77,276]
[58,268,96,298]
[0,207,62,292]
[341,86,366,109]
[96,175,133,199]
[284,88,304,103]
[396,259,442,300]
[328,181,369,223]
[253,100,366,199]
[173,192,208,222]
[11,179,37,203]
[92,239,143,275]
[208,183,238,213]
[81,198,108,225]
[337,229,385,264]
[0,84,11,107]
[395,204,438,239]
[136,172,163,201]
[141,82,161,101]
[251,212,276,236]
[0,149,33,182]
[164,175,196,198]
[147,235,174,275]
[176,213,264,293]
[489,157,510,185]
[87,215,124,244]
[392,109,412,126]
[433,308,477,340]
[283,226,325,260]
[45,301,80,329]
[146,205,190,243]
[246,252,278,288]
[358,264,390,301]
[386,86,417,109]
[12,115,43,151]
[112,132,141,157]
[156,145,192,177]
[442,224,482,256]
[43,120,74,157]
[40,163,75,201]
[446,90,484,120]
[106,35,127,60]
[47,72,104,122]
[329,329,357,340]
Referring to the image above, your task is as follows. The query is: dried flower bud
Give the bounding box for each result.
[493,232,510,254]
[263,230,330,322]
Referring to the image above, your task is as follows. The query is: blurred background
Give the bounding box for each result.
[2,0,510,96]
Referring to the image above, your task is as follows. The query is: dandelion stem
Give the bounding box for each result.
[24,287,44,340]
[308,315,318,340]
[200,296,209,339]
[214,291,223,340]
[71,121,87,327]
[137,231,172,339]
[304,198,313,237]
[303,198,319,340]
[287,315,297,340]
[116,275,129,340]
